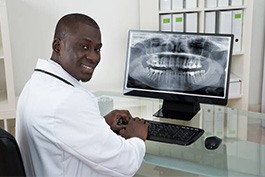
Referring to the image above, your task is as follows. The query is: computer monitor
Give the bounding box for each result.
[123,30,233,121]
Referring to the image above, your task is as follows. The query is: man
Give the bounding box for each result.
[16,13,149,177]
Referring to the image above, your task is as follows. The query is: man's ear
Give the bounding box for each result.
[52,38,61,53]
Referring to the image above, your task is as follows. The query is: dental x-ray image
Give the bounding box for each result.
[125,31,232,98]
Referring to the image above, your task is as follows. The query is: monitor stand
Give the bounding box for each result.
[153,100,200,121]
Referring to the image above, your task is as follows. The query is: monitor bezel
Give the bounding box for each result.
[123,30,234,106]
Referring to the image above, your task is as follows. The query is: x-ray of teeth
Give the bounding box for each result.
[126,32,231,96]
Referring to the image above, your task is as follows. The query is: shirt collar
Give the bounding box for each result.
[35,58,80,87]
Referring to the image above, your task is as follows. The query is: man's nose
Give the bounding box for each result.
[86,51,99,63]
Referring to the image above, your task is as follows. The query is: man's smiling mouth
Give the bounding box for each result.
[81,64,93,70]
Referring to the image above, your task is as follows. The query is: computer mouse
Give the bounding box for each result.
[204,136,222,150]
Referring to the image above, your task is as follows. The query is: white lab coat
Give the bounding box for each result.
[15,59,145,177]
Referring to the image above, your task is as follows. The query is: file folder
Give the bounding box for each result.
[205,11,216,33]
[202,104,214,136]
[172,0,183,10]
[160,0,171,11]
[217,11,232,34]
[217,0,229,7]
[229,73,241,97]
[205,0,217,8]
[172,13,184,32]
[185,0,197,9]
[185,12,198,32]
[232,10,243,52]
[225,108,238,138]
[231,0,243,6]
[214,106,225,138]
[160,14,172,31]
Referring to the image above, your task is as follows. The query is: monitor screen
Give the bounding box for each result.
[123,30,233,121]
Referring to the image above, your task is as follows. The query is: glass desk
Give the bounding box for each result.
[94,91,265,177]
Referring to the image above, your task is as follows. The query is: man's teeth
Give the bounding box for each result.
[81,64,92,69]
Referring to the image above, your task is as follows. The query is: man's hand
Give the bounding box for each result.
[119,118,149,141]
[104,109,132,131]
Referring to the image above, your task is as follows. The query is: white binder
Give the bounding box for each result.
[205,0,217,8]
[160,14,172,31]
[205,11,216,33]
[172,13,184,32]
[160,0,171,11]
[172,0,183,10]
[230,0,243,6]
[185,0,197,9]
[217,11,232,34]
[232,10,243,52]
[217,0,229,7]
[202,104,214,136]
[185,12,198,32]
[214,106,225,138]
[229,73,241,97]
[225,108,238,138]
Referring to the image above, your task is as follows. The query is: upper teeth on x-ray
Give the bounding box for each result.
[127,33,230,93]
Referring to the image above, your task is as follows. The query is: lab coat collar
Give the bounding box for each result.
[35,58,81,87]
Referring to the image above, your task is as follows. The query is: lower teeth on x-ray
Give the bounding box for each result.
[127,33,229,95]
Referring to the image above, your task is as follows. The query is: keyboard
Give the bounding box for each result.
[147,120,204,145]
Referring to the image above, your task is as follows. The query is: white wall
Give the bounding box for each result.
[5,0,265,109]
[6,0,139,95]
[249,0,265,109]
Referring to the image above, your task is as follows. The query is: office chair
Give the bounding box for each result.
[0,127,26,177]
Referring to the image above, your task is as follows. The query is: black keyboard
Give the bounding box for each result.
[147,120,204,145]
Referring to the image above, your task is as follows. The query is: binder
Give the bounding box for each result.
[217,11,232,34]
[185,12,198,32]
[232,10,243,52]
[160,0,171,11]
[172,0,183,10]
[230,0,243,6]
[217,0,229,7]
[185,0,197,9]
[172,13,184,32]
[160,14,172,31]
[225,108,238,138]
[229,73,241,97]
[205,11,217,33]
[205,0,217,8]
[214,106,225,138]
[202,104,214,136]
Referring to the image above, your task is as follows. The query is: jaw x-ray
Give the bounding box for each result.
[125,31,232,97]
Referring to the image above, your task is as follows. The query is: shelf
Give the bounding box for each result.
[159,8,202,14]
[233,51,244,56]
[159,6,247,14]
[0,0,16,123]
[204,5,247,11]
[229,95,242,99]
[140,0,253,111]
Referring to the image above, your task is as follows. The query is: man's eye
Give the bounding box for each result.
[95,48,101,52]
[80,44,88,50]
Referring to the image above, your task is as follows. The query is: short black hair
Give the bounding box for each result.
[54,13,100,39]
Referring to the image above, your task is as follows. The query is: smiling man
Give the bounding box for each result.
[15,13,148,177]
[51,14,102,82]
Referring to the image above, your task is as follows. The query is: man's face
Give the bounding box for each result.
[57,23,102,82]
